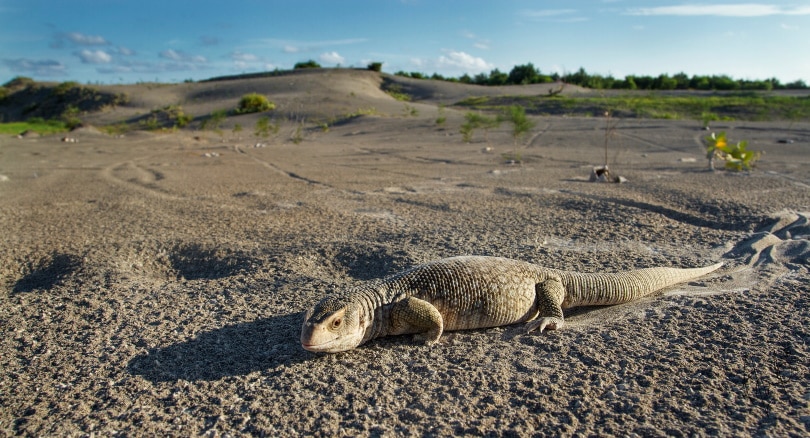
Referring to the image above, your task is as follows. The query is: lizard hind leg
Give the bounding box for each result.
[526,278,566,334]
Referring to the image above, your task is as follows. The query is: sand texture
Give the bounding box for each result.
[1,71,809,436]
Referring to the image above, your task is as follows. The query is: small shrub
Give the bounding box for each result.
[3,76,35,89]
[201,109,228,131]
[236,93,275,114]
[460,111,500,143]
[436,105,447,126]
[705,131,761,171]
[53,81,80,97]
[367,62,383,72]
[61,105,82,129]
[504,105,533,146]
[254,116,271,138]
[294,60,321,69]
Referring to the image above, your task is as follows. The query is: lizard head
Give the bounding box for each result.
[300,295,366,353]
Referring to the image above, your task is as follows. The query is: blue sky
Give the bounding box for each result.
[1,0,808,84]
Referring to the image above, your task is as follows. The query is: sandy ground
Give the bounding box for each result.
[1,73,810,436]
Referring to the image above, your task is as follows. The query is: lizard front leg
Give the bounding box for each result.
[389,296,444,345]
[526,278,566,333]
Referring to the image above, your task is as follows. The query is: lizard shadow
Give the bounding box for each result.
[126,312,311,383]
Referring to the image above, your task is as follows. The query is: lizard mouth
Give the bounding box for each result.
[301,337,344,352]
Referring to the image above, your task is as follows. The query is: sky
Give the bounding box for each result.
[1,0,808,84]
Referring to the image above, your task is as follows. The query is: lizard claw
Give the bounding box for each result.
[526,317,564,334]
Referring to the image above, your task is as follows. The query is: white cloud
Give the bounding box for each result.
[258,38,367,53]
[159,49,206,63]
[3,58,67,76]
[437,51,493,73]
[230,51,258,62]
[522,9,577,18]
[520,9,588,22]
[319,51,346,65]
[65,32,108,45]
[117,46,135,56]
[627,4,810,17]
[77,49,112,64]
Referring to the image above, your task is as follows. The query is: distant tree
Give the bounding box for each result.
[487,69,509,85]
[294,60,321,69]
[508,63,539,85]
[367,62,383,72]
[785,79,808,89]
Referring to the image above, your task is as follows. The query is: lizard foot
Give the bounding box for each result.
[526,317,564,334]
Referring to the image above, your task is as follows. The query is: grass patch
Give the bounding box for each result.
[0,119,68,135]
[457,93,810,122]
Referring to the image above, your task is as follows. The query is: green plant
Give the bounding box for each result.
[236,93,275,114]
[436,105,446,126]
[460,111,500,143]
[0,119,68,135]
[402,104,418,117]
[254,116,271,138]
[233,123,243,134]
[705,131,761,171]
[294,60,321,69]
[367,62,383,72]
[504,105,533,146]
[61,105,82,129]
[701,111,719,130]
[200,109,227,132]
[52,81,80,97]
[291,123,304,144]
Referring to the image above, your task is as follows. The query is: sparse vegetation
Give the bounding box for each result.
[236,93,275,114]
[402,104,418,117]
[395,64,808,91]
[504,105,534,146]
[389,87,412,103]
[0,118,68,135]
[294,60,321,69]
[458,94,810,122]
[436,105,446,126]
[200,109,228,131]
[254,116,279,138]
[460,112,500,143]
[705,131,761,171]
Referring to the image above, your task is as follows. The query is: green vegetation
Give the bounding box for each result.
[0,118,68,135]
[705,131,761,171]
[254,116,279,138]
[503,105,534,146]
[457,93,810,122]
[435,105,446,126]
[367,62,383,72]
[396,63,808,91]
[294,60,321,69]
[460,112,500,143]
[236,93,275,114]
[384,83,411,102]
[201,109,228,131]
[402,104,418,117]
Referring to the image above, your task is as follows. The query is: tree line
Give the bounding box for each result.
[394,63,808,91]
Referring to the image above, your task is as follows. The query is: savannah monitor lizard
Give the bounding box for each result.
[301,256,723,352]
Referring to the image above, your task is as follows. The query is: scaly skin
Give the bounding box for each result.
[300,256,723,352]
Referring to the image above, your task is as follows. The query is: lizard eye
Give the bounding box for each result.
[331,317,342,329]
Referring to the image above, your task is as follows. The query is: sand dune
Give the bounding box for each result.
[1,70,809,436]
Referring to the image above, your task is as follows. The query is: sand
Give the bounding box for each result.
[1,71,809,436]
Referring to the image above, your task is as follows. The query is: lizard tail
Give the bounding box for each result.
[559,262,723,307]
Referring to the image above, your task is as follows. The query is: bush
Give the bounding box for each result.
[367,62,383,72]
[4,76,35,89]
[236,93,275,114]
[294,60,321,69]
